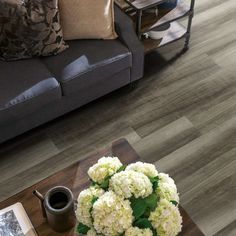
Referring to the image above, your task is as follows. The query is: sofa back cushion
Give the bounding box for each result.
[0,0,68,61]
[59,0,117,40]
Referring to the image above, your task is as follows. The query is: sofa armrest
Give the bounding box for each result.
[114,5,144,81]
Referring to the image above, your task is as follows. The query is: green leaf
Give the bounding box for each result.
[152,228,158,236]
[90,180,97,186]
[100,177,110,190]
[170,200,178,206]
[76,223,90,234]
[143,208,151,218]
[149,176,159,191]
[95,166,126,190]
[89,196,99,214]
[131,197,147,220]
[134,218,153,229]
[149,176,159,183]
[91,196,99,205]
[117,165,126,172]
[145,193,158,211]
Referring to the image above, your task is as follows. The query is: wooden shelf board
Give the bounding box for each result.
[115,0,130,10]
[142,21,187,53]
[141,1,191,33]
[125,0,166,10]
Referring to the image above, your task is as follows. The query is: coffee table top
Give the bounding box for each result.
[0,139,204,236]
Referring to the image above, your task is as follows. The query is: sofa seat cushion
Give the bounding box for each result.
[42,40,132,95]
[0,59,61,124]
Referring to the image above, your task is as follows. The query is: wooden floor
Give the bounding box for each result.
[0,0,236,235]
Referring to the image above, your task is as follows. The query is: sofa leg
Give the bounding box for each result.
[130,80,140,90]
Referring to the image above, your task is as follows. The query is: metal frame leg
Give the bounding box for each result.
[184,13,193,50]
[184,0,195,50]
[136,10,142,40]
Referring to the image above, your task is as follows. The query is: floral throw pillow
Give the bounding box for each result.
[0,0,68,61]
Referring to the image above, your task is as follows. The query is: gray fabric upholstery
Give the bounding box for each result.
[0,8,144,143]
[0,59,61,123]
[42,40,132,95]
[114,5,144,81]
[0,69,130,143]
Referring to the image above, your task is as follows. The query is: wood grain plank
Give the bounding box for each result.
[154,116,236,179]
[0,0,236,234]
[133,117,199,162]
[0,135,59,182]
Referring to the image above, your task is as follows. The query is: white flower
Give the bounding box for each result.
[87,228,104,236]
[149,199,182,236]
[126,162,158,178]
[156,173,179,203]
[125,227,153,236]
[88,157,122,184]
[76,186,104,227]
[109,170,153,199]
[87,229,97,236]
[92,191,133,236]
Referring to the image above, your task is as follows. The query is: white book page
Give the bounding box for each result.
[0,202,37,236]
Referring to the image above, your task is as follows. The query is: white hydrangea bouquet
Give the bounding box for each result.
[76,157,182,236]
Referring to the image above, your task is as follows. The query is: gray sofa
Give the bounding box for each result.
[0,6,144,144]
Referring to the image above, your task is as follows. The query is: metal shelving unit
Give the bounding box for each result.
[122,0,196,53]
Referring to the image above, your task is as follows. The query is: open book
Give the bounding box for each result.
[0,202,38,236]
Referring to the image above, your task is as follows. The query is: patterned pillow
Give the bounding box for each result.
[0,0,68,61]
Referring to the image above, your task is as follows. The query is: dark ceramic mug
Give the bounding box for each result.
[43,186,76,232]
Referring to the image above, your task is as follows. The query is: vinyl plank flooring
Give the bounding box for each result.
[154,118,236,235]
[133,68,235,136]
[154,116,236,179]
[0,144,96,201]
[1,0,236,234]
[184,170,236,236]
[192,0,236,29]
[133,117,200,162]
[0,125,140,201]
[190,0,230,14]
[214,219,236,236]
[188,93,236,133]
[47,121,141,151]
[129,56,220,135]
[178,147,236,197]
[0,134,59,182]
[210,35,236,74]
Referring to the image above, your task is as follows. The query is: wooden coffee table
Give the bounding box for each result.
[0,139,204,236]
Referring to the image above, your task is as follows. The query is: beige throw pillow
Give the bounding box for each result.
[59,0,117,40]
